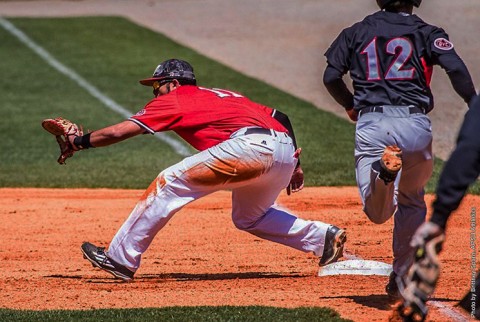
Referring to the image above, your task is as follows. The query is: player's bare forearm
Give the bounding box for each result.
[78,120,144,148]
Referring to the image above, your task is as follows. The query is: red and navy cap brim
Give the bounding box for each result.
[139,77,164,86]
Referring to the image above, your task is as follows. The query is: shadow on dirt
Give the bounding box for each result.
[319,294,392,311]
[144,272,307,280]
[318,294,459,312]
[45,272,309,283]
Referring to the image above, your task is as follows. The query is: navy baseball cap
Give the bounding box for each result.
[139,59,196,86]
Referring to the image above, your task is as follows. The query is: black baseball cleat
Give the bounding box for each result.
[319,225,347,266]
[81,242,134,282]
[386,271,400,302]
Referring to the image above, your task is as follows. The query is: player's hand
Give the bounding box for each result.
[346,108,358,122]
[287,148,304,195]
[396,221,445,322]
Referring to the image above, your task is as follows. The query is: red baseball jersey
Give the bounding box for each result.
[129,86,288,151]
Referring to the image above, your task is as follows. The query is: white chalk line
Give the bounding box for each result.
[430,301,472,322]
[344,249,469,321]
[342,240,469,321]
[275,202,470,321]
[0,17,191,157]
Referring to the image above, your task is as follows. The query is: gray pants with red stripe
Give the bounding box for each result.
[354,106,433,274]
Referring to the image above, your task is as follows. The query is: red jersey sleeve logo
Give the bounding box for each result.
[135,109,146,116]
[434,38,454,50]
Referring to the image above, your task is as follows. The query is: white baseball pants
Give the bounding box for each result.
[107,127,331,272]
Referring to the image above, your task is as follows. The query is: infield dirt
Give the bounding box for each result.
[0,187,476,321]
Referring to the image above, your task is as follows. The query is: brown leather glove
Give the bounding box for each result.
[42,117,83,164]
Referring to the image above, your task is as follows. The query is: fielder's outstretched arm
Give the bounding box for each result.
[72,120,144,149]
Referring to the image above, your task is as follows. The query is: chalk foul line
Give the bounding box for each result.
[0,17,191,157]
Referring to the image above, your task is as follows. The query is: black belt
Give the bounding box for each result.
[242,127,291,139]
[244,127,275,136]
[359,106,425,116]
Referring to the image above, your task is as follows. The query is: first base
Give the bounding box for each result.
[318,259,392,276]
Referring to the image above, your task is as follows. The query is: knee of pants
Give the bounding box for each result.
[158,168,182,191]
[232,216,258,231]
[364,209,391,225]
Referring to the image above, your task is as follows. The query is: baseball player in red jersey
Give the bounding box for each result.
[77,59,347,281]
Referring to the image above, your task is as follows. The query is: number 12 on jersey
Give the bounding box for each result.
[361,37,415,81]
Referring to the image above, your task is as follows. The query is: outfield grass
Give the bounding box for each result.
[1,16,358,187]
[0,307,352,322]
[2,16,475,192]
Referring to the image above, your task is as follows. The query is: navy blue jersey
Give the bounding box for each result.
[324,11,475,112]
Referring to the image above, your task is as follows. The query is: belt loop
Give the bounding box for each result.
[360,105,426,117]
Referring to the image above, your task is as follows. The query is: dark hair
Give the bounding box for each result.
[384,0,414,11]
[377,0,421,10]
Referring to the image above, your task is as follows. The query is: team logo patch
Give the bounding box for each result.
[135,109,146,116]
[434,38,453,50]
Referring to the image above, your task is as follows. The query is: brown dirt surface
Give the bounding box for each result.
[0,187,477,321]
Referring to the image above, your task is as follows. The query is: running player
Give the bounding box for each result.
[323,0,476,299]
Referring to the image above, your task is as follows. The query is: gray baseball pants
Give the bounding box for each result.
[355,106,433,274]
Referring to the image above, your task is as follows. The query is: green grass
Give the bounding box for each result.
[2,16,477,192]
[0,307,352,322]
[2,16,473,192]
[1,16,357,188]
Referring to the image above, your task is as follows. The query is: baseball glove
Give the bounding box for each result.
[42,117,83,165]
[396,222,445,322]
